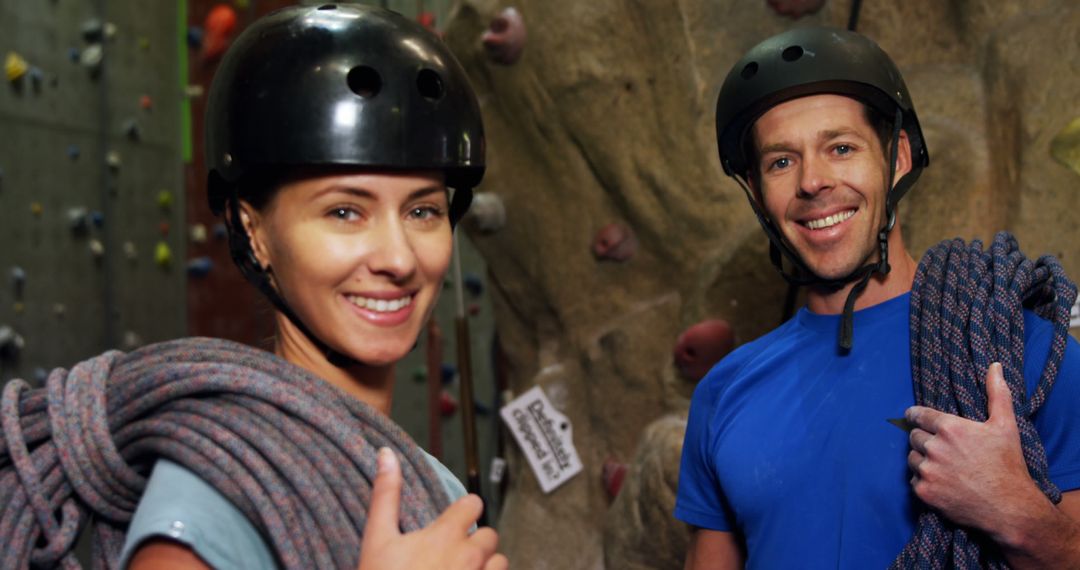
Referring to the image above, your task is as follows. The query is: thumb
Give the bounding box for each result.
[364,447,404,544]
[985,362,1015,423]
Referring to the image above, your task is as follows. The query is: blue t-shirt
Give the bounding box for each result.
[674,292,1080,568]
[120,452,467,569]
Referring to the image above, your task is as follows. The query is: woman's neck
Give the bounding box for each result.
[273,315,395,416]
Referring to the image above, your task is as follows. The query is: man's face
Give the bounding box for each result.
[749,94,909,280]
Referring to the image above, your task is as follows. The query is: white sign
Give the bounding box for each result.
[499,386,583,493]
[1071,296,1080,329]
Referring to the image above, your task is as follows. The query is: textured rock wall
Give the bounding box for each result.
[443,1,1080,568]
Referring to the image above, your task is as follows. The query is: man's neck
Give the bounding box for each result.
[805,229,917,315]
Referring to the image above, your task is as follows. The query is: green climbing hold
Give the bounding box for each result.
[1050,116,1080,178]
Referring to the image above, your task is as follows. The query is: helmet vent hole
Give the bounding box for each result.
[317,4,337,10]
[782,45,804,62]
[416,69,444,101]
[740,61,758,79]
[347,66,382,98]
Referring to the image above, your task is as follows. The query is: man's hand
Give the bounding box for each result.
[358,448,508,570]
[904,362,1048,542]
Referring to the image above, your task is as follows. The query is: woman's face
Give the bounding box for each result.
[244,170,452,367]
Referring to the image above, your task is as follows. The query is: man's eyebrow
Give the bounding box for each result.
[819,127,869,142]
[758,141,796,155]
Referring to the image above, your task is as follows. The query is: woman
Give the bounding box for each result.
[119,4,504,569]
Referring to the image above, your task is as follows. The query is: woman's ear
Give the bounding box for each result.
[238,200,272,270]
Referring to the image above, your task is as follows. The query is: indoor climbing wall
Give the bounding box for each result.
[441,0,1080,568]
[0,1,184,384]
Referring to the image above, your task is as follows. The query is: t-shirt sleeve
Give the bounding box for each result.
[120,459,278,570]
[674,379,736,531]
[1025,313,1080,493]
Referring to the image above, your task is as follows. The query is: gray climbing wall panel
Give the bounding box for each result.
[0,0,184,383]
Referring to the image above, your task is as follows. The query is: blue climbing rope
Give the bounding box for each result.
[892,232,1077,568]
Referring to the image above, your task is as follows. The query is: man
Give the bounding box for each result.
[674,27,1080,568]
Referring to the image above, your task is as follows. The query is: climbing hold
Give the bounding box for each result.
[157,190,173,210]
[441,363,457,385]
[464,192,506,233]
[412,365,427,382]
[592,222,638,262]
[27,67,44,91]
[90,211,105,228]
[5,52,29,83]
[202,4,238,62]
[52,303,66,318]
[1050,116,1080,178]
[0,326,25,360]
[158,221,170,236]
[122,330,143,350]
[183,85,205,99]
[88,239,105,258]
[464,273,485,297]
[154,241,172,268]
[122,241,137,260]
[13,302,24,315]
[673,319,735,382]
[140,94,153,110]
[602,458,629,500]
[67,144,81,160]
[234,0,250,8]
[67,207,90,233]
[186,256,213,277]
[189,223,208,244]
[482,7,526,65]
[186,27,205,49]
[30,202,43,217]
[766,0,826,19]
[122,118,141,141]
[80,44,104,73]
[80,18,105,42]
[106,150,121,170]
[416,11,436,31]
[10,266,26,298]
[468,303,482,317]
[212,222,228,239]
[439,390,459,417]
[67,47,81,63]
[138,37,150,51]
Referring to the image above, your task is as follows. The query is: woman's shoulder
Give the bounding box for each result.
[121,459,277,569]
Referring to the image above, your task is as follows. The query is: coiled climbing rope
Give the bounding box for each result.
[892,232,1077,568]
[0,337,448,569]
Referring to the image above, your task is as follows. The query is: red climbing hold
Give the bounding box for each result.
[439,390,458,417]
[602,458,629,500]
[202,4,238,62]
[482,7,526,65]
[592,222,637,262]
[673,319,735,382]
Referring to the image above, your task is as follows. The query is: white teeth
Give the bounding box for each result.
[347,294,412,313]
[805,210,855,230]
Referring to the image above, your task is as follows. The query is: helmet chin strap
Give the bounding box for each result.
[738,107,907,351]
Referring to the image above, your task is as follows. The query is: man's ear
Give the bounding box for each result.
[238,200,272,270]
[892,129,913,185]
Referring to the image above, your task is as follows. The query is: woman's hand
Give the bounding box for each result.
[359,448,508,570]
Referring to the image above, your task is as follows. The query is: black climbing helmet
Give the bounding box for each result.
[205,3,485,224]
[716,26,928,186]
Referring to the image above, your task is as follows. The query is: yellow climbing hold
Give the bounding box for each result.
[155,241,172,268]
[30,202,43,217]
[5,52,28,82]
[1050,116,1080,178]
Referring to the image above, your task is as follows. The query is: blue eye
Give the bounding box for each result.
[330,207,360,221]
[835,144,852,155]
[770,157,791,170]
[409,206,444,221]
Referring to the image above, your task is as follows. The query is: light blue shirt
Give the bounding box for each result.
[120,453,467,569]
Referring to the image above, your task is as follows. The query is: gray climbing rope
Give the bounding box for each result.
[0,337,448,569]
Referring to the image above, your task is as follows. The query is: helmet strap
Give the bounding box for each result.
[225,191,361,368]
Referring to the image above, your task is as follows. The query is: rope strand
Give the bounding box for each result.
[892,232,1077,568]
[0,337,448,569]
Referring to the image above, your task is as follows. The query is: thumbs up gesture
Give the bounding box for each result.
[358,448,508,570]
